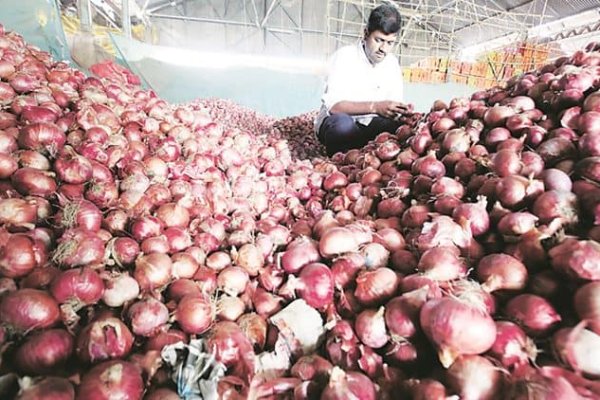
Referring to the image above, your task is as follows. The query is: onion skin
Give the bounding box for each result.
[477,253,528,292]
[0,288,60,333]
[553,325,600,378]
[575,282,600,335]
[446,354,503,400]
[321,367,376,400]
[175,295,214,335]
[15,328,74,374]
[15,377,75,400]
[76,360,144,400]
[505,294,562,336]
[549,239,600,281]
[50,267,104,306]
[489,321,537,369]
[127,297,169,337]
[76,317,134,364]
[420,297,496,367]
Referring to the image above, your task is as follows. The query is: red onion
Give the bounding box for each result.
[321,367,376,400]
[11,167,57,197]
[15,377,75,400]
[575,282,600,335]
[205,321,255,381]
[418,246,467,282]
[18,122,66,155]
[134,253,172,291]
[536,137,577,166]
[217,266,249,297]
[216,295,245,321]
[354,267,399,306]
[446,355,503,400]
[492,149,522,177]
[0,233,40,278]
[0,288,60,332]
[489,321,537,369]
[76,316,134,364]
[238,312,267,351]
[127,297,169,337]
[54,147,93,184]
[484,105,515,127]
[505,294,561,336]
[50,267,104,306]
[52,228,104,268]
[553,325,600,377]
[510,371,580,400]
[412,152,446,179]
[296,262,334,310]
[145,329,188,352]
[175,294,214,334]
[497,212,539,238]
[384,295,420,339]
[15,328,73,374]
[420,297,496,367]
[532,189,578,225]
[291,354,333,381]
[451,197,489,236]
[579,111,600,135]
[0,152,17,178]
[355,307,388,348]
[145,388,179,400]
[77,360,144,400]
[280,236,320,273]
[101,273,140,308]
[155,202,190,228]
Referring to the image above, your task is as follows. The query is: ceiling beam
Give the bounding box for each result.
[260,0,280,28]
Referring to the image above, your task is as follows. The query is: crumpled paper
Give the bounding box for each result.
[161,339,227,400]
[269,299,325,357]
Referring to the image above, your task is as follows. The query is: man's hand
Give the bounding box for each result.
[372,101,410,119]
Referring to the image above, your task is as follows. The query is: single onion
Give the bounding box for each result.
[446,354,503,400]
[127,297,169,337]
[355,307,388,349]
[77,360,144,400]
[176,294,214,334]
[574,282,600,335]
[420,297,496,367]
[76,316,134,364]
[0,288,60,332]
[553,325,600,378]
[15,377,74,400]
[477,253,528,292]
[489,321,537,369]
[321,367,375,400]
[15,328,73,374]
[134,253,172,291]
[101,273,140,308]
[50,267,104,306]
[505,294,561,336]
[296,262,334,310]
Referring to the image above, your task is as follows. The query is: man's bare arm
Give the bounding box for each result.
[330,100,409,119]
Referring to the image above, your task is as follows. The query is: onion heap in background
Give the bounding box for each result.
[1,21,600,399]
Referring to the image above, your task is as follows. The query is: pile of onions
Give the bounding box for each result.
[1,25,600,399]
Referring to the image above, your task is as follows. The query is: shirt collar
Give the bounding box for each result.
[357,40,375,67]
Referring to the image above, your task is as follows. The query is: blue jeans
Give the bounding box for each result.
[318,113,402,156]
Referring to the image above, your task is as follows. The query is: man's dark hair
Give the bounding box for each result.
[367,4,402,35]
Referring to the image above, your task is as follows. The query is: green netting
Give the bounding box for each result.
[0,0,70,61]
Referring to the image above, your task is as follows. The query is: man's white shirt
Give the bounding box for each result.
[315,40,404,134]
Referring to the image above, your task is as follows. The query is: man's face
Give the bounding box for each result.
[363,29,398,65]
